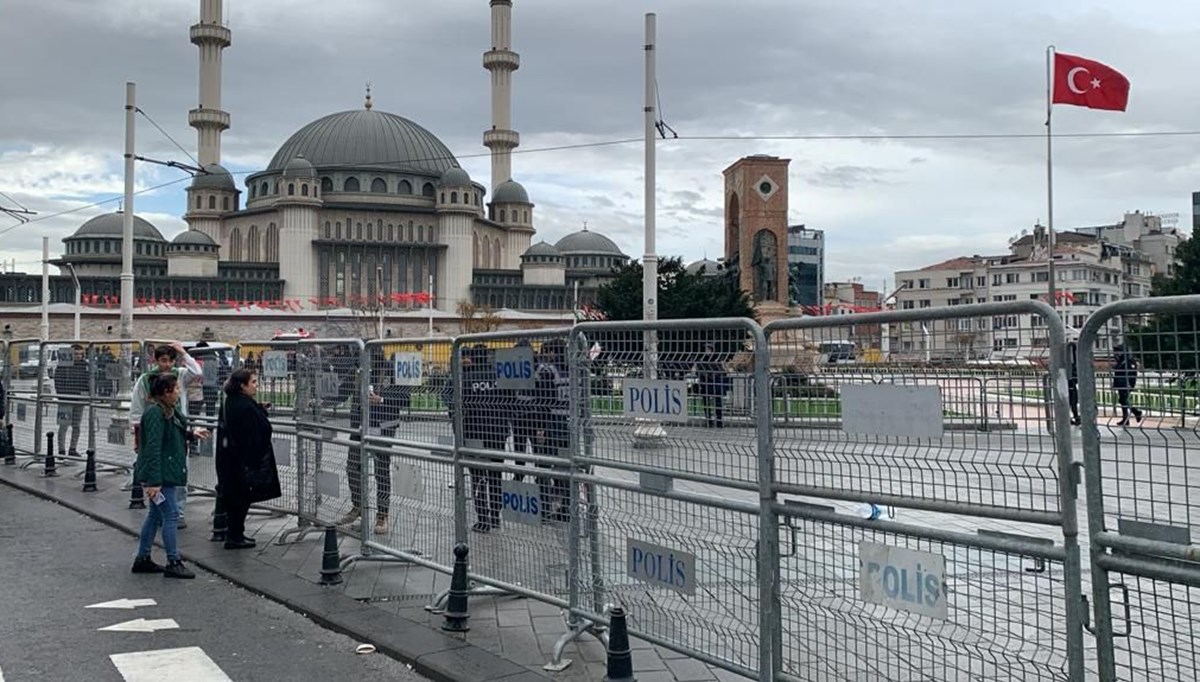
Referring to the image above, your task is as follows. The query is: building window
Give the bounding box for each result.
[336,251,345,298]
[399,180,412,195]
[260,181,269,196]
[223,196,230,211]
[301,184,309,196]
[230,228,242,260]
[344,177,360,192]
[418,225,424,242]
[902,280,913,289]
[195,195,202,209]
[919,299,931,308]
[335,221,342,239]
[523,210,528,222]
[946,277,959,288]
[371,177,387,193]
[266,224,279,261]
[248,185,256,199]
[499,209,506,222]
[356,222,362,240]
[388,225,394,241]
[367,223,373,241]
[422,182,435,198]
[247,225,260,262]
[320,177,333,193]
[1006,273,1019,284]
[917,279,929,289]
[992,274,1002,286]
[440,192,445,204]
[287,183,295,196]
[208,195,216,209]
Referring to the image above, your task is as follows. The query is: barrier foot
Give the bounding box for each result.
[209,493,228,543]
[424,583,510,613]
[277,522,323,546]
[128,479,146,510]
[441,544,471,632]
[317,527,344,586]
[82,450,98,492]
[603,607,636,682]
[544,615,600,672]
[42,433,58,477]
[1,424,15,465]
[338,552,414,572]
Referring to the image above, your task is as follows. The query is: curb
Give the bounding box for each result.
[0,470,551,682]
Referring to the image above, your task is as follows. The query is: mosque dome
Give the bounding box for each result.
[522,241,562,259]
[281,155,317,178]
[266,109,458,174]
[171,230,217,246]
[492,179,530,204]
[555,229,622,255]
[190,163,236,190]
[439,166,471,187]
[67,212,165,241]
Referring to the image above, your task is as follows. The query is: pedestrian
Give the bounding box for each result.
[131,341,203,528]
[462,344,506,533]
[338,350,407,535]
[534,339,571,523]
[698,342,729,428]
[54,345,89,457]
[131,373,210,579]
[1113,343,1144,426]
[216,368,281,549]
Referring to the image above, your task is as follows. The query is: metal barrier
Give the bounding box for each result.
[230,340,300,521]
[1078,295,1200,682]
[765,301,1085,682]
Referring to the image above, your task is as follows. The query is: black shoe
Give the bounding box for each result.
[1070,417,1081,426]
[1115,419,1129,427]
[163,560,196,579]
[224,539,256,550]
[1135,411,1145,424]
[131,556,164,574]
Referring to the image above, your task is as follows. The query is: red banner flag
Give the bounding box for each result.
[1052,52,1129,111]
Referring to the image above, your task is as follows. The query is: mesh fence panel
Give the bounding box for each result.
[7,339,44,455]
[230,341,300,515]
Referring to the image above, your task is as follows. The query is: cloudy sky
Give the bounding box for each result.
[3,0,1199,293]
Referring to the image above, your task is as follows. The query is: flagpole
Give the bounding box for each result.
[1046,45,1057,308]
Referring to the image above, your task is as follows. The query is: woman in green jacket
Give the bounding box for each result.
[131,373,209,579]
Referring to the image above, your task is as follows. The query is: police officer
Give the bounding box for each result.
[461,344,506,532]
[339,348,407,535]
[505,339,535,482]
[534,339,571,523]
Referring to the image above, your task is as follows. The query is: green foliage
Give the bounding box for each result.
[596,257,756,322]
[1127,226,1200,371]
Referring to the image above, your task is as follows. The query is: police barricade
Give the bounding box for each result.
[70,339,144,475]
[348,338,458,578]
[1077,296,1200,682]
[765,301,1085,682]
[567,319,773,678]
[5,339,44,457]
[231,340,300,519]
[279,338,365,544]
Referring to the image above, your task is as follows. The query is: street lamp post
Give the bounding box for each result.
[110,82,137,441]
[64,263,81,340]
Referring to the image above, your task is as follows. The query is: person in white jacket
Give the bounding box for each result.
[131,341,202,527]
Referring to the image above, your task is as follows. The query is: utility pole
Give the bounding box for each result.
[111,82,136,437]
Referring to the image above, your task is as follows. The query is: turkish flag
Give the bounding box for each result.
[1052,52,1129,111]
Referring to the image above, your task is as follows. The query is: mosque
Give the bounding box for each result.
[0,0,629,314]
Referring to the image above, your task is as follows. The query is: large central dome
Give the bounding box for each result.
[267,109,459,175]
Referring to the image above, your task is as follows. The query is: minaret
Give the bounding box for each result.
[189,0,231,166]
[483,0,520,192]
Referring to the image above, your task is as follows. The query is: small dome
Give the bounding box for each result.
[492,179,530,204]
[439,166,471,187]
[555,229,622,255]
[68,212,165,241]
[190,163,236,190]
[522,241,562,259]
[686,258,722,276]
[282,155,316,178]
[171,230,217,247]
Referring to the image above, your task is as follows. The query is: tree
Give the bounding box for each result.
[1125,227,1200,372]
[456,301,503,334]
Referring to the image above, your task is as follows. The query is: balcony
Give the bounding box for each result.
[483,49,520,71]
[190,23,231,47]
[483,128,520,148]
[188,108,230,130]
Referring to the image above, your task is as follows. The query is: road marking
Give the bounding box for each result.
[86,598,158,610]
[110,647,231,682]
[0,664,6,682]
[99,618,179,633]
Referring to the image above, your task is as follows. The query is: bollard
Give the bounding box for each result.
[128,477,146,510]
[209,488,228,542]
[317,526,343,586]
[2,424,15,465]
[42,433,58,477]
[82,450,98,492]
[441,543,471,632]
[603,607,636,682]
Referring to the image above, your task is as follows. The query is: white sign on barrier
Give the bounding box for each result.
[622,379,689,423]
[317,372,341,399]
[393,352,424,387]
[494,347,535,389]
[859,541,947,619]
[626,538,696,595]
[500,479,542,525]
[261,351,288,378]
[391,461,425,501]
[841,385,944,439]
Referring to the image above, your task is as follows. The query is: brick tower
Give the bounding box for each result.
[723,155,790,311]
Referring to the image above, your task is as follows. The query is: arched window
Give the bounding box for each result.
[195,195,202,209]
[493,241,501,268]
[499,209,506,223]
[248,185,256,199]
[417,225,424,242]
[266,223,279,261]
[344,177,360,192]
[324,221,332,239]
[523,210,529,223]
[388,225,394,241]
[301,184,309,196]
[208,195,216,210]
[229,228,242,261]
[450,191,458,204]
[321,177,333,193]
[371,177,387,193]
[440,192,445,204]
[473,233,481,267]
[367,223,373,241]
[260,182,269,196]
[398,179,412,195]
[335,222,342,239]
[356,222,362,240]
[223,196,230,211]
[287,183,295,196]
[247,225,260,262]
[481,236,490,268]
[422,182,435,198]
[274,180,280,194]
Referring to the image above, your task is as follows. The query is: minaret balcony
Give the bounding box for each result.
[483,49,520,71]
[483,129,520,149]
[190,23,231,47]
[189,108,231,131]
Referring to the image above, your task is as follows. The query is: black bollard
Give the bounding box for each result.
[318,526,343,586]
[82,450,98,492]
[42,433,58,477]
[2,424,15,465]
[603,607,636,682]
[128,477,146,510]
[209,489,228,542]
[441,543,471,632]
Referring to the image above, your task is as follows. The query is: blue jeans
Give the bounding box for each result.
[136,484,180,561]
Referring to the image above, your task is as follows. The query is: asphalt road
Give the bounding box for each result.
[0,487,430,682]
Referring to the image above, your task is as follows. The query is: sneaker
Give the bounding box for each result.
[131,556,164,574]
[335,507,362,526]
[374,514,388,536]
[163,560,196,580]
[176,516,188,529]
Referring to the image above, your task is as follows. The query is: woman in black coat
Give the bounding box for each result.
[216,368,282,549]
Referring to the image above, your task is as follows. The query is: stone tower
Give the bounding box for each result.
[189,0,230,166]
[723,155,790,308]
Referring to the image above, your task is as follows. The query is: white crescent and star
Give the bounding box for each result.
[1066,66,1102,94]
